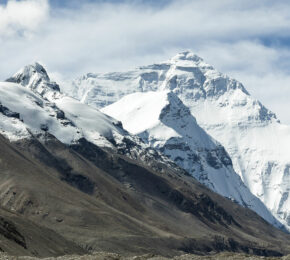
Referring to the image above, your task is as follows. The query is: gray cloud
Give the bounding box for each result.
[0,0,290,123]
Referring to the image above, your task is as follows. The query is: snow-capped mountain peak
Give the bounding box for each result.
[70,51,290,230]
[10,62,50,83]
[6,62,60,97]
[102,90,222,160]
[3,63,127,146]
[70,51,277,125]
[0,63,184,178]
[102,90,282,229]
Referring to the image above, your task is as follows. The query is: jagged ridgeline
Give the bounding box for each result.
[0,56,288,257]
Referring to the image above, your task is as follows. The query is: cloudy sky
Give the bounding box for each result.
[0,0,290,124]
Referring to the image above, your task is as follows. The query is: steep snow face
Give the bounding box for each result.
[55,97,122,144]
[0,82,81,143]
[72,51,290,230]
[102,90,281,228]
[0,81,122,146]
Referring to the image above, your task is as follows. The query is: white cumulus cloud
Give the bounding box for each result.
[0,0,49,37]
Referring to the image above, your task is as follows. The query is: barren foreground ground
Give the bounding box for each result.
[1,252,290,260]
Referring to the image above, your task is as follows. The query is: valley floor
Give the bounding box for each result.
[2,252,290,260]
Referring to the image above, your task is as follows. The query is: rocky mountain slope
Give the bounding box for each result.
[0,63,288,257]
[70,51,290,230]
[0,122,289,257]
[0,206,84,257]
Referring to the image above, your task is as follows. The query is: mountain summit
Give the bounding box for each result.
[6,62,60,96]
[170,50,205,63]
[70,51,290,230]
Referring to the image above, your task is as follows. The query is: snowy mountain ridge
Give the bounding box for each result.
[102,90,281,228]
[70,51,277,125]
[70,51,290,231]
[3,64,122,147]
[1,63,183,174]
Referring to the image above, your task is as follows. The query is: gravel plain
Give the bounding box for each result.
[1,252,290,260]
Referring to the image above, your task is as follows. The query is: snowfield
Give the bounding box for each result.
[0,82,81,143]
